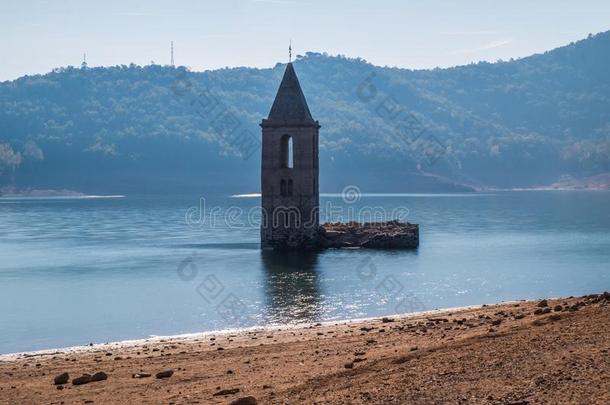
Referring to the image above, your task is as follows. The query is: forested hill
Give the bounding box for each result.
[1,31,610,194]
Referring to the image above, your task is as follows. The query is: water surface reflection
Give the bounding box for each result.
[261,250,322,324]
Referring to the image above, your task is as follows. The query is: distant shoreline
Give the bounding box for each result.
[0,187,125,199]
[231,188,610,199]
[1,187,608,200]
[483,186,610,192]
[0,194,125,200]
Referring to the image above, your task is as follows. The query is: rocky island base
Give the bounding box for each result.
[318,220,419,249]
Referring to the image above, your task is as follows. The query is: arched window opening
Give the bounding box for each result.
[281,135,294,169]
[280,179,287,197]
[287,179,293,196]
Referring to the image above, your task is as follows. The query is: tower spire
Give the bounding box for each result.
[171,41,175,67]
[288,40,292,63]
[266,63,313,122]
[81,53,88,69]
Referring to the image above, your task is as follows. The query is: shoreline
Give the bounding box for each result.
[0,300,531,360]
[1,293,608,404]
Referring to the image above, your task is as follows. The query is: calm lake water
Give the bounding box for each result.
[1,191,609,354]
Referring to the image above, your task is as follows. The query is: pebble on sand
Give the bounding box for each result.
[90,372,108,382]
[72,374,92,386]
[155,370,174,379]
[53,372,69,385]
[229,396,258,405]
[213,388,240,396]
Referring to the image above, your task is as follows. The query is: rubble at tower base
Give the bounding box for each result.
[318,220,419,249]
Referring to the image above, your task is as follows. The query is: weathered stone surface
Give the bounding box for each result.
[53,372,69,385]
[260,63,320,251]
[90,372,108,382]
[213,388,240,396]
[229,396,258,405]
[318,220,419,249]
[155,370,173,379]
[72,374,91,385]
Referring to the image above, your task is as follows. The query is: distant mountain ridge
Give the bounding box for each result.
[1,31,609,194]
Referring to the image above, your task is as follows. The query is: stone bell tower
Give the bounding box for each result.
[260,62,320,249]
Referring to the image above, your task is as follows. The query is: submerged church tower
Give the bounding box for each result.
[260,62,320,249]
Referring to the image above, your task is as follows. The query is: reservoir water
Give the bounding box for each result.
[1,191,609,354]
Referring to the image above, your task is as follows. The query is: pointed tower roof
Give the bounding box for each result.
[263,63,317,127]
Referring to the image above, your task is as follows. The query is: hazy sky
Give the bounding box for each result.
[2,0,610,81]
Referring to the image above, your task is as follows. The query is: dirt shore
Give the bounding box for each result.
[1,293,608,404]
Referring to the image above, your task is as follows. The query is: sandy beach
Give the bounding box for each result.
[1,293,608,404]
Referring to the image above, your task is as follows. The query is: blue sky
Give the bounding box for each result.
[1,0,609,80]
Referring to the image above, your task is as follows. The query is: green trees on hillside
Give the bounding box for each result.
[0,31,609,191]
